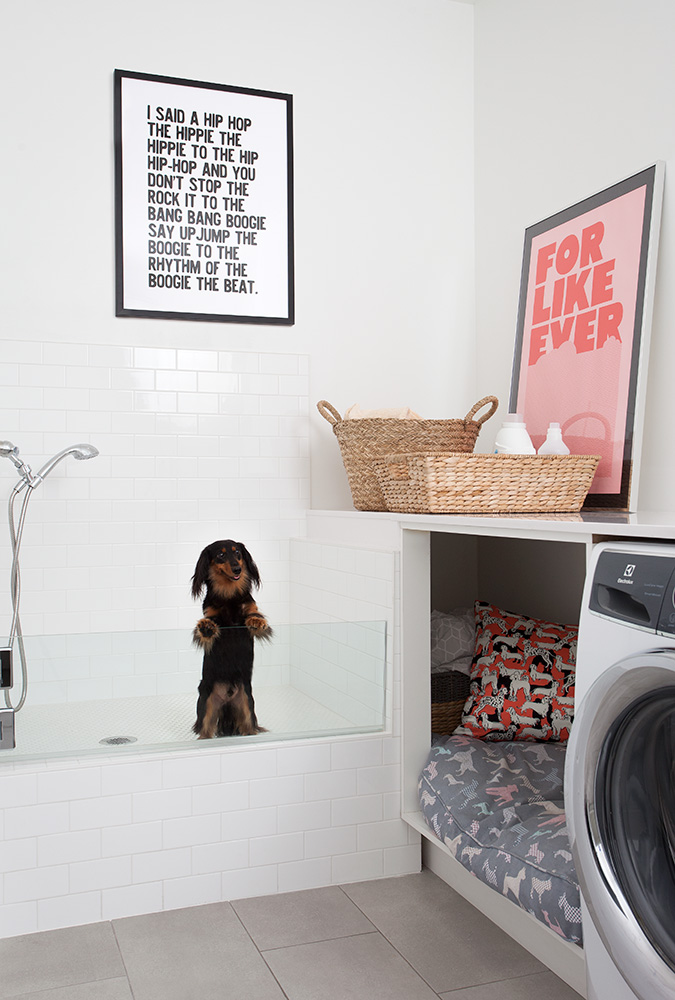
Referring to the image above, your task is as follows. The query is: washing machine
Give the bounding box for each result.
[565,540,675,1000]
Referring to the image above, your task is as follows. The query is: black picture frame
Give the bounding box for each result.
[509,163,664,511]
[114,69,294,325]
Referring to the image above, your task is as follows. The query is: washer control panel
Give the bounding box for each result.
[590,550,675,635]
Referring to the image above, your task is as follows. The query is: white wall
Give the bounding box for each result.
[2,0,476,515]
[473,0,675,510]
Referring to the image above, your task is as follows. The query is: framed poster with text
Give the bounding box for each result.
[510,163,664,510]
[114,69,294,325]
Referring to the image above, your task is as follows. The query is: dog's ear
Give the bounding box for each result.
[191,546,212,599]
[239,543,261,590]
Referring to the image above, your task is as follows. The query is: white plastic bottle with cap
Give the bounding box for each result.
[537,422,570,455]
[494,414,536,455]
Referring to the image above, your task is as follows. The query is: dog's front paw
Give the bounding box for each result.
[193,617,220,650]
[246,615,273,641]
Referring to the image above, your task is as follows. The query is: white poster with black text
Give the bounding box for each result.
[114,70,294,325]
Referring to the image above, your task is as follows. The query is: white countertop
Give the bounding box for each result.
[307,508,675,544]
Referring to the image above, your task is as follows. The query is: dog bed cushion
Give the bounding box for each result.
[454,601,577,741]
[418,733,582,945]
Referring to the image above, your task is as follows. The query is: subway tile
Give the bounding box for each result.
[332,849,384,884]
[276,743,331,776]
[277,857,332,893]
[134,347,176,369]
[304,769,357,802]
[132,847,191,883]
[305,825,357,859]
[102,881,163,920]
[221,806,278,841]
[177,348,218,371]
[163,813,221,850]
[132,787,192,823]
[219,351,259,373]
[37,890,102,931]
[357,819,411,852]
[162,753,221,788]
[277,800,331,834]
[2,340,42,363]
[177,390,219,413]
[383,844,422,876]
[4,864,69,903]
[102,821,163,859]
[0,773,38,809]
[163,873,222,910]
[38,829,101,867]
[0,838,37,874]
[37,767,101,803]
[198,371,239,393]
[192,839,249,874]
[249,775,303,809]
[249,832,303,867]
[69,794,133,831]
[89,345,133,367]
[192,781,249,815]
[4,803,69,841]
[221,865,277,901]
[66,366,112,389]
[134,390,177,413]
[156,370,198,392]
[0,900,38,938]
[69,855,132,893]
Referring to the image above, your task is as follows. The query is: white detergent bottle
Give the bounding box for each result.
[494,414,536,455]
[537,422,570,455]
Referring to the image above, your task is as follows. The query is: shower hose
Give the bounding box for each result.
[3,480,33,711]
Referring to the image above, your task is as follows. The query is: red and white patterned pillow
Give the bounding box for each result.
[455,601,577,742]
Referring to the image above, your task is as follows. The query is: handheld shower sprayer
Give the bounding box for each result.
[2,441,98,719]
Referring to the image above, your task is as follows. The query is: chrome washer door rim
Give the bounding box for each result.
[566,652,675,1000]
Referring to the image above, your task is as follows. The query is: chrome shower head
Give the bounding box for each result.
[71,444,99,461]
[0,441,34,481]
[34,444,99,483]
[0,441,19,459]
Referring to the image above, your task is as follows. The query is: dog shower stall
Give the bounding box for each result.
[0,621,387,760]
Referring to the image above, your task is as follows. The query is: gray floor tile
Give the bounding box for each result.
[342,871,545,993]
[0,922,125,999]
[7,978,133,1000]
[263,931,440,1000]
[438,970,583,1000]
[113,901,286,1000]
[233,885,375,950]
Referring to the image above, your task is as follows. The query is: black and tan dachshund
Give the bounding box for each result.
[191,539,272,739]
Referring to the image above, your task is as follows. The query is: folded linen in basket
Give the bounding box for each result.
[343,404,421,420]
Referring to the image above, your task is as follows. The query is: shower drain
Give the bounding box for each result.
[99,735,138,746]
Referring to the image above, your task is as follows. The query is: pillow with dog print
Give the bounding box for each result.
[454,600,577,742]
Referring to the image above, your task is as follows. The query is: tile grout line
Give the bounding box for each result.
[110,918,138,1000]
[336,882,446,997]
[229,899,293,1000]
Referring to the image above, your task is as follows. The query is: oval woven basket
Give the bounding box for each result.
[317,396,499,511]
[373,451,601,514]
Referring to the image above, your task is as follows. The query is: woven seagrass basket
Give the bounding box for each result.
[373,451,600,514]
[317,396,499,511]
[431,670,471,734]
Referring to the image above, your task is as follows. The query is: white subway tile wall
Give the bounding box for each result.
[0,346,418,937]
[0,732,420,937]
[0,341,310,639]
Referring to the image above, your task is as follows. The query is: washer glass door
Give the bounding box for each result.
[595,686,675,972]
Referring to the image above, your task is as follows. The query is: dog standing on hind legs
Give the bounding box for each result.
[191,539,272,739]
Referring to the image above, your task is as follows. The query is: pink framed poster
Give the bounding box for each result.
[510,163,664,511]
